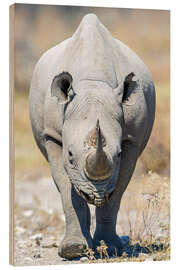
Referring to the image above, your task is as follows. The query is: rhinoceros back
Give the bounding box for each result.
[29,14,155,159]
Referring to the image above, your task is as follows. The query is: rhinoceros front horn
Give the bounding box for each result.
[84,120,113,181]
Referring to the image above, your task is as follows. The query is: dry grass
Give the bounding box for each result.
[141,82,170,174]
[85,173,170,263]
[117,172,170,262]
[120,172,169,232]
[14,91,50,180]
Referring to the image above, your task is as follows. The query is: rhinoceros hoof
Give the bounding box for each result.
[58,236,88,259]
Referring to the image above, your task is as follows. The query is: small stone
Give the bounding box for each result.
[33,253,41,259]
[49,236,56,240]
[15,226,26,234]
[33,249,41,259]
[42,242,59,248]
[22,210,34,217]
[145,256,154,261]
[138,253,148,260]
[80,256,89,262]
[47,208,53,214]
[25,257,33,263]
[27,241,33,247]
[18,240,26,244]
[30,233,43,240]
[122,251,127,258]
[17,240,27,249]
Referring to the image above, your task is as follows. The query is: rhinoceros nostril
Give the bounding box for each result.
[105,190,114,201]
[80,190,89,200]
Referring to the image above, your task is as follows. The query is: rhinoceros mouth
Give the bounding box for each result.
[73,184,113,207]
[81,190,106,206]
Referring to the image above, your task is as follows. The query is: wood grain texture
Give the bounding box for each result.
[9,4,15,265]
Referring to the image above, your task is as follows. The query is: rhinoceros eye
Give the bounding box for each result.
[117,151,121,158]
[68,150,74,164]
[68,150,73,157]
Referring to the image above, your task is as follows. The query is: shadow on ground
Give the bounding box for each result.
[66,235,169,262]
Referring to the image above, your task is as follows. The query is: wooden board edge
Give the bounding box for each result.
[9,3,15,266]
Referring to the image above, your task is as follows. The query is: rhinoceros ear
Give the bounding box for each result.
[51,72,73,104]
[113,72,136,103]
[122,72,135,102]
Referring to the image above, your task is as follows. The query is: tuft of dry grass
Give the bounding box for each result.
[84,172,170,263]
[84,248,95,261]
[96,240,109,259]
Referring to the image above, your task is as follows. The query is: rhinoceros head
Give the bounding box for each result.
[51,71,135,206]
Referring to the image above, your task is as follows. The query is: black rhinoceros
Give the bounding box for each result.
[29,14,155,259]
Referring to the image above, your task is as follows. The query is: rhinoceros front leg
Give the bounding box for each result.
[93,143,138,256]
[45,140,92,259]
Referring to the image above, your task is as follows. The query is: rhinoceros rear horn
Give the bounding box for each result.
[51,71,73,103]
[86,119,106,148]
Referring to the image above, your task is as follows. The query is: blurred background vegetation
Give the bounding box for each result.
[14,4,170,181]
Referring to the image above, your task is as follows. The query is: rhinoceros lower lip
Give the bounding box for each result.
[79,189,107,207]
[73,183,115,206]
[73,183,115,207]
[73,185,107,206]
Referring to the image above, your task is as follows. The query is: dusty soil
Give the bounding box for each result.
[14,172,170,266]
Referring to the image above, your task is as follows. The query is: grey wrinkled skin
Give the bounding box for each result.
[29,14,155,259]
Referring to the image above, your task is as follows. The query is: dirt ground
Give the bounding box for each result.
[14,172,170,266]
